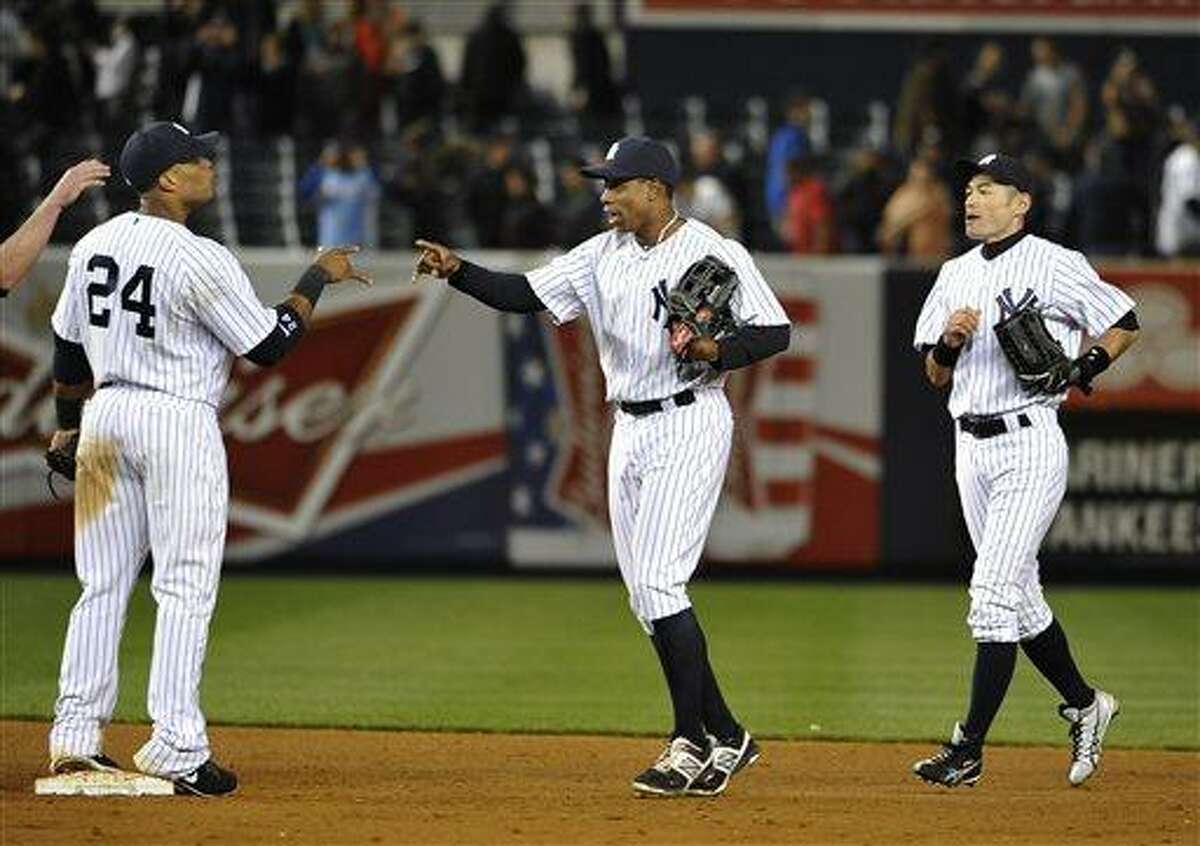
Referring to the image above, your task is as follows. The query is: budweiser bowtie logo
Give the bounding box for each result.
[1,288,513,558]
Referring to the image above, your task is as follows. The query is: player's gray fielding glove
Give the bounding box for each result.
[994,306,1094,396]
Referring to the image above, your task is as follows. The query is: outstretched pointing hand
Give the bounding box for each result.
[413,239,462,280]
[315,245,372,286]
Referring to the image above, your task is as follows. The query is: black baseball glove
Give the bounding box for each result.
[994,306,1093,396]
[666,254,740,362]
[45,430,80,482]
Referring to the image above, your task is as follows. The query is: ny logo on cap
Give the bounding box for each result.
[979,153,997,165]
[605,142,620,160]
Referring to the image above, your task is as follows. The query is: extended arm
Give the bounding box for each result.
[1,160,110,293]
[413,238,545,313]
[244,247,371,367]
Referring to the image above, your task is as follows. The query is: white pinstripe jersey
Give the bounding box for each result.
[527,218,788,402]
[51,212,276,408]
[913,234,1135,418]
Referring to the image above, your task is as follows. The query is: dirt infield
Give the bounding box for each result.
[2,720,1196,845]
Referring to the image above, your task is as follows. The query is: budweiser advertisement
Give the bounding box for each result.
[2,251,882,570]
[0,251,509,564]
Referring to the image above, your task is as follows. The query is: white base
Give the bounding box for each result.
[35,771,174,797]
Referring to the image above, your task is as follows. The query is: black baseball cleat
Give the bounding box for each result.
[687,729,760,796]
[632,737,710,797]
[173,759,238,797]
[49,753,124,774]
[912,723,983,787]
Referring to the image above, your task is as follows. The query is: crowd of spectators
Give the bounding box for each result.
[2,0,1197,259]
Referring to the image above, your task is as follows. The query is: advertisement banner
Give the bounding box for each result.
[1,251,510,565]
[1047,265,1200,566]
[630,0,1198,31]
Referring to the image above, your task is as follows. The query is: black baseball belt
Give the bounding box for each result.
[958,412,1033,439]
[619,389,696,417]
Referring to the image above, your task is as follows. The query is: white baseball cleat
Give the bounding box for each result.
[1059,689,1119,786]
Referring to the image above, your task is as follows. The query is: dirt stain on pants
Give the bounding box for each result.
[75,438,120,534]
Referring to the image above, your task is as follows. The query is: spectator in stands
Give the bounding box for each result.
[190,8,240,132]
[466,131,517,246]
[1156,111,1200,258]
[782,155,836,254]
[300,140,381,248]
[1101,46,1161,253]
[960,41,1015,158]
[678,129,741,238]
[256,31,295,136]
[286,0,350,140]
[91,16,139,154]
[459,2,528,133]
[1068,138,1140,257]
[877,153,952,260]
[155,0,208,120]
[348,0,388,137]
[497,164,553,249]
[552,158,603,246]
[893,39,961,161]
[1019,37,1088,168]
[765,90,811,241]
[385,19,445,133]
[569,3,621,139]
[834,146,900,254]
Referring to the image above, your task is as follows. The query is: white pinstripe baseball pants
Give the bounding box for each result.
[609,389,733,634]
[955,405,1065,643]
[49,386,228,777]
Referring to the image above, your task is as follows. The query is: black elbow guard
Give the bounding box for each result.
[243,304,307,366]
[53,333,93,384]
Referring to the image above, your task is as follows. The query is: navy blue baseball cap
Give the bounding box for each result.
[581,137,680,187]
[119,121,219,193]
[953,152,1035,195]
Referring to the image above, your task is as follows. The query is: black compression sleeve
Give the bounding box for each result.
[53,333,93,385]
[243,304,307,366]
[448,261,545,313]
[714,324,791,371]
[1114,309,1139,331]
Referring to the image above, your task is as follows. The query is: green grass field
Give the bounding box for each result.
[2,575,1196,749]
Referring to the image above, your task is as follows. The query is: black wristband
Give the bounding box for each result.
[293,264,333,308]
[56,396,83,429]
[1077,345,1111,382]
[931,338,963,368]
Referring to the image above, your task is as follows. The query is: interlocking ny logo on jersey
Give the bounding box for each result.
[996,286,1038,320]
[651,279,670,324]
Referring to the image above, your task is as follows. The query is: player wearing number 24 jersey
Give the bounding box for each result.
[47,121,368,795]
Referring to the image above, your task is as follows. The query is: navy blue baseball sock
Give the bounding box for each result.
[962,642,1018,742]
[694,621,740,742]
[650,609,708,749]
[1021,619,1095,709]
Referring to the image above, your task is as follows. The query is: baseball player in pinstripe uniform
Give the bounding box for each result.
[46,122,368,795]
[414,137,791,797]
[911,153,1139,788]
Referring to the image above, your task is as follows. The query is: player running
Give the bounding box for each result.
[911,153,1139,788]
